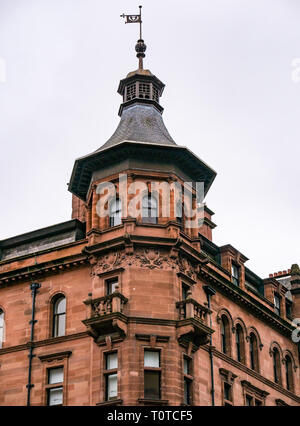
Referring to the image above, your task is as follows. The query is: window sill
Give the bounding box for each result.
[138,398,169,406]
[96,399,123,406]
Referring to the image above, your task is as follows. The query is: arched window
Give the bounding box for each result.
[235,324,245,364]
[109,198,122,227]
[273,348,282,385]
[249,333,259,372]
[52,296,66,337]
[285,355,294,392]
[142,194,158,224]
[220,315,230,355]
[0,309,4,348]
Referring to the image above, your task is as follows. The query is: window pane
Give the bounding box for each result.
[48,387,63,406]
[107,373,118,399]
[57,313,66,337]
[0,310,4,346]
[55,297,66,314]
[182,284,189,300]
[286,302,292,316]
[144,371,160,400]
[107,280,118,295]
[184,358,190,375]
[110,199,122,227]
[224,383,231,401]
[184,378,191,404]
[49,367,64,384]
[144,351,160,368]
[246,395,252,406]
[106,353,118,370]
[142,196,158,223]
[274,295,280,315]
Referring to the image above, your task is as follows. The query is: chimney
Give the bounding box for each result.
[290,264,300,319]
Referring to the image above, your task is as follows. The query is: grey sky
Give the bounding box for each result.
[0,0,299,278]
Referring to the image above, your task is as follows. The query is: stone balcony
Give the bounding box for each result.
[175,291,214,351]
[83,289,128,345]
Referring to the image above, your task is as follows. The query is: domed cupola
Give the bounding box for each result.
[117,39,165,116]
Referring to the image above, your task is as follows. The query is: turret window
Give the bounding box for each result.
[153,86,159,102]
[126,83,136,101]
[139,83,150,99]
[142,195,158,224]
[176,201,183,225]
[109,198,122,227]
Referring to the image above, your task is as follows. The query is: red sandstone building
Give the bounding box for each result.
[0,34,299,407]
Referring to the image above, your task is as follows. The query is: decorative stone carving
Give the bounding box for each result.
[89,248,197,278]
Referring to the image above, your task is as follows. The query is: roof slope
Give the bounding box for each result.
[97,104,176,152]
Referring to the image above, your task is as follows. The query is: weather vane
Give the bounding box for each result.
[120,5,146,70]
[120,5,143,39]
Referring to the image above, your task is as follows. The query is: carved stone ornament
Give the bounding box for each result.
[89,249,197,277]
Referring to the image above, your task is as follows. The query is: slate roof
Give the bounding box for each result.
[96,104,176,152]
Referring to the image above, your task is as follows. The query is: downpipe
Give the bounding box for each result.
[203,285,216,406]
[26,282,41,406]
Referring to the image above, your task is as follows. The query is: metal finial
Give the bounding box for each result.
[120,5,145,69]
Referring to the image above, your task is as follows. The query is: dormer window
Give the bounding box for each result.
[274,293,281,316]
[231,264,240,286]
[285,300,292,317]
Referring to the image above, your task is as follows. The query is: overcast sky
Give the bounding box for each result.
[0,0,299,278]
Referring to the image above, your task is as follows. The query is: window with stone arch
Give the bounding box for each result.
[220,315,231,356]
[235,323,246,364]
[142,193,158,224]
[249,332,259,372]
[52,295,66,338]
[109,198,122,227]
[284,354,294,392]
[0,308,5,348]
[272,347,282,385]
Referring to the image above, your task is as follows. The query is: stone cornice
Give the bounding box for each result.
[0,238,87,266]
[199,266,295,338]
[0,253,88,287]
[202,346,300,403]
